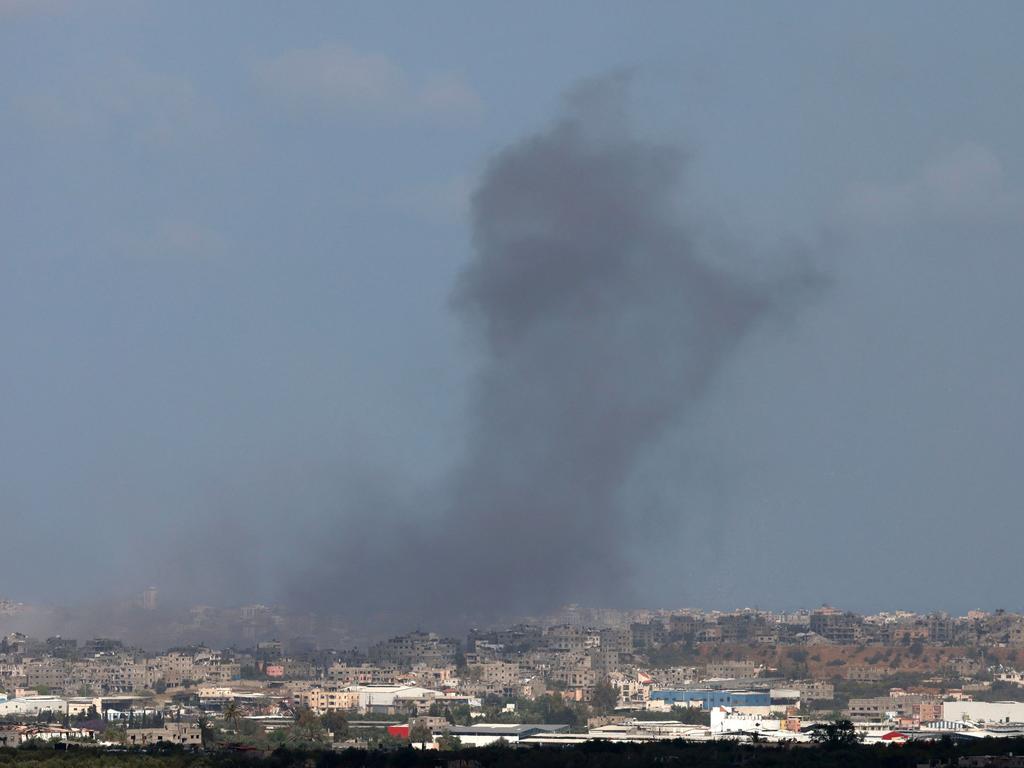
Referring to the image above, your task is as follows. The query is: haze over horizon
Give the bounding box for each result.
[3,2,1024,625]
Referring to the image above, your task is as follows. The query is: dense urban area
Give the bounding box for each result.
[4,595,1024,767]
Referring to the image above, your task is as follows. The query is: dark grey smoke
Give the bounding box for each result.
[293,76,814,627]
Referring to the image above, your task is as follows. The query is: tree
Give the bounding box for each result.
[409,723,433,748]
[437,731,462,751]
[194,714,216,748]
[321,710,349,740]
[236,717,265,747]
[450,704,472,726]
[591,678,619,715]
[670,706,710,725]
[289,707,326,745]
[222,701,242,732]
[811,719,861,748]
[105,724,128,746]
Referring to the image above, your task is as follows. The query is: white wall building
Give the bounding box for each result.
[0,696,68,717]
[943,701,1024,723]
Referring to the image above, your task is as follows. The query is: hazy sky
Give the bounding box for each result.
[2,1,1023,618]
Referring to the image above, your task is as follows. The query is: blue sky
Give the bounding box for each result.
[2,1,1023,615]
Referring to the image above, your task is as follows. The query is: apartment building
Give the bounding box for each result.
[650,667,699,688]
[291,685,360,713]
[809,607,862,644]
[368,632,457,667]
[795,680,834,702]
[705,661,759,680]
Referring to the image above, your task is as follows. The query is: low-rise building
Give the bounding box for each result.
[943,701,1024,724]
[0,725,95,747]
[124,723,202,747]
[446,723,569,747]
[0,695,68,717]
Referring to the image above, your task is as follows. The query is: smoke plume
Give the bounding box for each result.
[296,76,814,627]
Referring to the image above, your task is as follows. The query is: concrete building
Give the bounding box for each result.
[651,667,700,688]
[705,661,759,680]
[847,693,936,721]
[292,685,360,713]
[124,723,202,747]
[368,632,457,667]
[846,665,889,682]
[809,606,861,644]
[796,680,834,701]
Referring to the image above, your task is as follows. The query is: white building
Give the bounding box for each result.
[0,695,68,717]
[710,707,807,742]
[943,700,1024,723]
[446,723,569,747]
[0,724,95,746]
[347,685,439,713]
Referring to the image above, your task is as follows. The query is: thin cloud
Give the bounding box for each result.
[843,143,1019,226]
[255,44,482,120]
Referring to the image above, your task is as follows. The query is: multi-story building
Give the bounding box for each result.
[630,621,666,652]
[328,663,403,685]
[368,632,457,667]
[846,665,889,682]
[650,667,699,688]
[846,693,935,721]
[148,652,197,687]
[546,626,600,654]
[549,660,597,690]
[468,660,520,690]
[809,607,861,644]
[24,659,71,693]
[704,661,759,680]
[0,663,27,693]
[795,680,834,702]
[291,685,360,713]
[598,628,632,656]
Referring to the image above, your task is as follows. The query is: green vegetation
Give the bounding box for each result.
[589,679,618,715]
[966,680,1024,702]
[810,719,861,748]
[408,723,431,748]
[436,732,461,751]
[320,711,349,740]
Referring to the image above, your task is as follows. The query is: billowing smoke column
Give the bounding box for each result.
[294,77,812,628]
[439,78,777,616]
